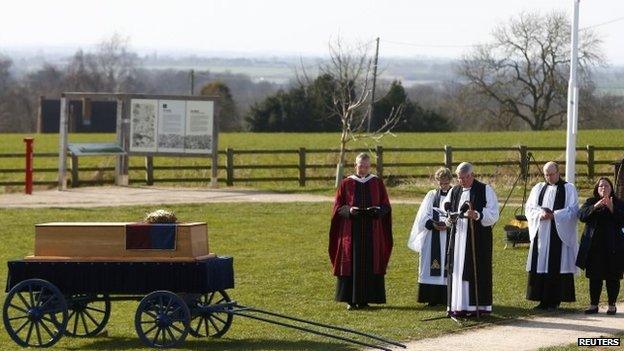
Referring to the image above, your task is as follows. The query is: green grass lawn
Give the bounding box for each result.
[0,130,622,198]
[0,202,602,350]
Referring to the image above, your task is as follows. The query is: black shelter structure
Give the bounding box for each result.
[38,97,117,133]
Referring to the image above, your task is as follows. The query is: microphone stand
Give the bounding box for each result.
[445,216,461,325]
[445,204,462,325]
[467,201,480,318]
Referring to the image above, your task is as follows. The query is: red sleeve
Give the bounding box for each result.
[329,180,346,268]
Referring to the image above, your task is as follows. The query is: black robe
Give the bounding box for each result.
[577,197,624,280]
[335,177,390,304]
[418,189,448,305]
[446,180,493,307]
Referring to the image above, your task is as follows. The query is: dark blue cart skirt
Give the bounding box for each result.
[5,256,234,295]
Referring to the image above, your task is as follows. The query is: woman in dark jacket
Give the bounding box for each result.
[577,177,624,315]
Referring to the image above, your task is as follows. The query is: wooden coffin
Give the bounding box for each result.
[27,222,211,262]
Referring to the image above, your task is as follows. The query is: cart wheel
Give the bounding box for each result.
[2,279,68,348]
[64,294,111,337]
[188,290,233,338]
[135,291,190,348]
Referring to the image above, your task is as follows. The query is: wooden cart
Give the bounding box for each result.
[3,222,235,348]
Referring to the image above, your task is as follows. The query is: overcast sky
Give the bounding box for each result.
[2,0,623,63]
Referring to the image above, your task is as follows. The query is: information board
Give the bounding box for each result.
[129,99,214,154]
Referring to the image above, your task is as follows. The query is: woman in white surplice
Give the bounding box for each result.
[408,167,453,306]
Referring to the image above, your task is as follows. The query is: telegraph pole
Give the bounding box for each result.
[189,69,195,95]
[368,37,380,132]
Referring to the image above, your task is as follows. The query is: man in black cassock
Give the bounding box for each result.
[441,162,499,317]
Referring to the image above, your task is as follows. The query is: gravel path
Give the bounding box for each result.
[388,306,624,351]
[0,186,339,208]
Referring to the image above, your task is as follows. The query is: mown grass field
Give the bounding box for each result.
[0,203,599,350]
[0,130,623,197]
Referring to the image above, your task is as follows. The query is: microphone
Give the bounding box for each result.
[445,201,472,222]
[459,202,470,213]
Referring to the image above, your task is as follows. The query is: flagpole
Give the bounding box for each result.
[565,0,580,183]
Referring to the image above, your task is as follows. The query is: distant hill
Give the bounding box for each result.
[3,47,624,94]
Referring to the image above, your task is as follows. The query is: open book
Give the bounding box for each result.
[352,206,381,214]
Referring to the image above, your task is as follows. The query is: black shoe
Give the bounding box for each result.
[533,303,548,310]
[607,306,617,315]
[347,303,357,310]
[584,306,599,314]
[547,304,559,312]
[358,303,370,309]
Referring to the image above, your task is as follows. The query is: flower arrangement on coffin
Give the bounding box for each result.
[143,209,177,224]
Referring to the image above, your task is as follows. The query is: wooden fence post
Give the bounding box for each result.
[70,154,79,187]
[299,147,306,187]
[586,145,595,180]
[145,155,154,185]
[444,145,453,169]
[376,145,384,178]
[226,148,234,186]
[519,145,528,178]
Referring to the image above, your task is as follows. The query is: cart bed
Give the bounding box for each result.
[6,256,234,295]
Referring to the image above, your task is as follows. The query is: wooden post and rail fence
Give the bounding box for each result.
[0,145,622,188]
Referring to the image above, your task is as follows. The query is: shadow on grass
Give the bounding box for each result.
[67,336,354,351]
[365,304,436,312]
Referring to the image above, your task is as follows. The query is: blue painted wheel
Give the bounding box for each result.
[188,290,233,338]
[65,294,111,337]
[2,279,68,348]
[135,291,190,348]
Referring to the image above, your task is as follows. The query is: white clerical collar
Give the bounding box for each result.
[462,187,471,191]
[348,174,377,183]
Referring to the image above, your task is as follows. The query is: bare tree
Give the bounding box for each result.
[66,49,103,91]
[66,34,139,92]
[579,83,624,129]
[0,55,35,132]
[96,33,139,92]
[459,11,603,130]
[301,38,402,184]
[0,55,12,93]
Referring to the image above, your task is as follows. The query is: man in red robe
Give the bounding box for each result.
[329,153,393,310]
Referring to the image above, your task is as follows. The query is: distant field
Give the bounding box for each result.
[2,129,623,151]
[0,130,622,196]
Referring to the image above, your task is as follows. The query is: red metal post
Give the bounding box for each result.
[24,137,34,195]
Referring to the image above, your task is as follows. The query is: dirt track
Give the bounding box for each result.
[0,186,340,208]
